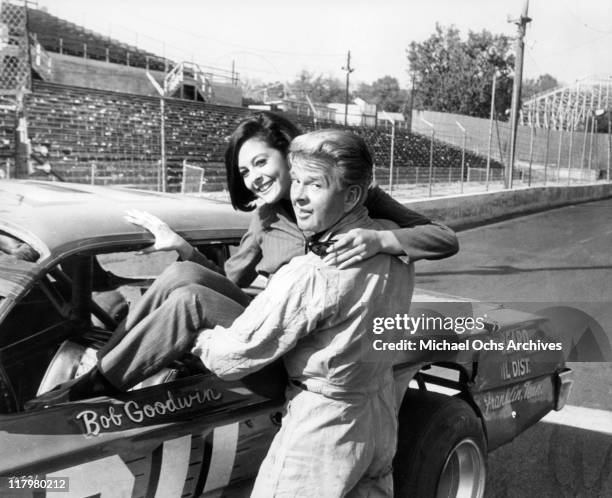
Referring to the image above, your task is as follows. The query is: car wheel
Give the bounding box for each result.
[393,390,487,498]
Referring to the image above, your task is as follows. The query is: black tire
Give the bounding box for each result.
[393,390,487,498]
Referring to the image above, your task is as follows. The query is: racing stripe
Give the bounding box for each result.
[202,423,240,493]
[154,435,192,498]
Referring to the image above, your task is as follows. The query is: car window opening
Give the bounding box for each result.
[0,243,241,413]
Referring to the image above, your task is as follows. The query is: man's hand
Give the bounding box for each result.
[322,228,385,269]
[124,209,194,259]
[191,332,206,359]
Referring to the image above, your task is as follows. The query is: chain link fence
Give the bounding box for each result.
[1,0,610,198]
[412,110,611,191]
[0,0,29,95]
[0,0,31,178]
[13,83,612,199]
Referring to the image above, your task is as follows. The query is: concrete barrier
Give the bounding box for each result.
[404,183,612,231]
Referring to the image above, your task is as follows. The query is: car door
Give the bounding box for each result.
[0,247,283,497]
[0,374,283,497]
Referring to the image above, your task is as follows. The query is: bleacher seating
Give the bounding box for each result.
[27,8,170,72]
[0,5,506,188]
[21,81,503,191]
[0,106,15,166]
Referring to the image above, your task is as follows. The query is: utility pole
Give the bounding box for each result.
[608,78,611,181]
[507,0,531,189]
[486,72,497,190]
[405,72,416,133]
[342,50,354,126]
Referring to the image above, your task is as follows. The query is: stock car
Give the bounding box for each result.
[0,180,573,498]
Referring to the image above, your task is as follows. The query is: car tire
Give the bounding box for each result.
[393,390,487,498]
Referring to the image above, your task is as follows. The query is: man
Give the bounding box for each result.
[32,129,415,496]
[191,130,415,496]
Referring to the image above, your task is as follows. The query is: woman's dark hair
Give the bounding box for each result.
[225,111,301,211]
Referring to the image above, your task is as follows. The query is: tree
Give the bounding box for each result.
[522,74,559,100]
[355,76,409,112]
[289,70,346,103]
[407,24,515,118]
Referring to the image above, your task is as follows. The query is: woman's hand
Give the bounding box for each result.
[124,209,194,259]
[321,229,385,269]
[322,229,404,269]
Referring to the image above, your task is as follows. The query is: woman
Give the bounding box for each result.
[126,111,458,287]
[30,112,458,404]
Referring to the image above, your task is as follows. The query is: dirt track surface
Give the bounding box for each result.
[416,198,612,497]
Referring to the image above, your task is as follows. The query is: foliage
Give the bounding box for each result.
[407,24,515,118]
[522,74,559,100]
[355,76,409,112]
[242,71,410,111]
[289,70,346,104]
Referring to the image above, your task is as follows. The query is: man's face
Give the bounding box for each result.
[290,162,347,234]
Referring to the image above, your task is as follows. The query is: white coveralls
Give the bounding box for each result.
[192,207,415,497]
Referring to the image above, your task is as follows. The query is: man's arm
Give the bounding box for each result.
[192,262,336,380]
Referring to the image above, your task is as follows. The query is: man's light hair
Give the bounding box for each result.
[289,129,373,200]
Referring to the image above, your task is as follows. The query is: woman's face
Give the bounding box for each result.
[237,138,291,204]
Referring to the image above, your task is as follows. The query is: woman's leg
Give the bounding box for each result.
[29,281,284,407]
[125,261,250,329]
[99,283,244,390]
[99,261,250,356]
[100,281,287,399]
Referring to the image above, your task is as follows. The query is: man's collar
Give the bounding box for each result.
[310,205,371,244]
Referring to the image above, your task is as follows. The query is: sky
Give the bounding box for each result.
[36,0,612,88]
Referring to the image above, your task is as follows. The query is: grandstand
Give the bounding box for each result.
[0,0,504,190]
[22,80,498,190]
[520,75,612,131]
[22,3,241,103]
[27,7,169,71]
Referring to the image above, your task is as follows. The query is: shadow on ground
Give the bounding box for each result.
[487,421,612,497]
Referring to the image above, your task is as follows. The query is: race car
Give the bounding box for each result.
[0,180,573,497]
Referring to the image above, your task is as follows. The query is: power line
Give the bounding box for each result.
[528,31,611,61]
[40,2,348,81]
[45,2,345,59]
[131,12,345,57]
[38,0,347,86]
[559,0,612,34]
[524,45,547,76]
